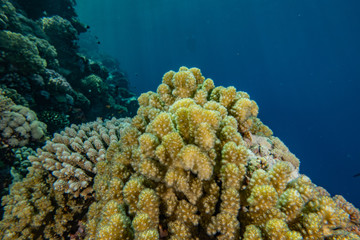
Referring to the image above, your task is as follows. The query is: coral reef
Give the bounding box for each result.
[44,69,74,94]
[0,0,137,222]
[0,0,137,128]
[84,67,359,239]
[1,165,88,239]
[1,62,359,237]
[0,117,132,239]
[39,15,78,69]
[1,67,356,239]
[0,84,29,106]
[0,30,47,73]
[13,0,83,32]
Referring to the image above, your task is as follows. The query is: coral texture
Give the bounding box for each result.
[29,117,132,198]
[0,30,47,73]
[0,117,131,239]
[80,74,107,98]
[0,93,46,147]
[85,67,360,239]
[44,69,74,94]
[10,146,35,182]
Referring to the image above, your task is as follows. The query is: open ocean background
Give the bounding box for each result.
[76,0,360,206]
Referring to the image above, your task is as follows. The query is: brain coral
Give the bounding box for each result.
[86,67,360,239]
[0,67,359,240]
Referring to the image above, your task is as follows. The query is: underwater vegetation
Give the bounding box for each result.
[0,67,359,239]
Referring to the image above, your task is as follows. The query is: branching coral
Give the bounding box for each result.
[85,67,360,239]
[29,117,131,198]
[0,117,132,239]
[0,165,89,240]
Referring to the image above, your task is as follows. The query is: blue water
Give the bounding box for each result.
[76,0,360,206]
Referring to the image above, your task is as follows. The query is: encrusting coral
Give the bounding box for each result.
[1,67,359,240]
[85,67,360,239]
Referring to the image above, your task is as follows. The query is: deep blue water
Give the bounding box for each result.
[76,0,360,206]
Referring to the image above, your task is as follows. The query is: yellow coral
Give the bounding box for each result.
[123,177,145,214]
[243,225,263,240]
[279,188,304,222]
[207,212,240,240]
[222,164,245,190]
[264,218,289,239]
[194,122,216,151]
[146,112,175,139]
[210,86,237,108]
[179,144,213,180]
[269,161,292,194]
[299,213,324,239]
[221,141,248,165]
[248,185,278,213]
[137,189,159,227]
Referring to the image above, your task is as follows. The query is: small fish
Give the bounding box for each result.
[353,173,360,178]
